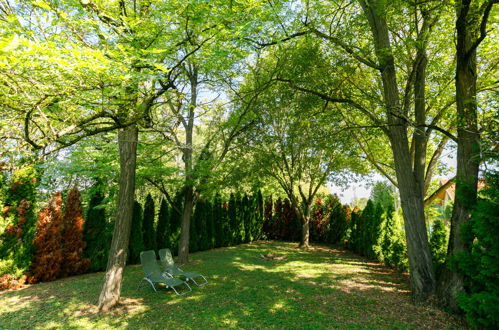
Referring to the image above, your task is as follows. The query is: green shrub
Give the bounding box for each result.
[429,219,449,277]
[128,201,145,265]
[0,166,38,279]
[455,172,499,329]
[168,193,183,255]
[83,184,112,272]
[381,206,408,271]
[142,194,156,251]
[156,199,170,250]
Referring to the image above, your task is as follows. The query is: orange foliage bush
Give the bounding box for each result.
[31,193,64,282]
[61,187,89,276]
[0,274,26,290]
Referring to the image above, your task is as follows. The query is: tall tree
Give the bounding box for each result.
[236,39,364,247]
[437,0,498,311]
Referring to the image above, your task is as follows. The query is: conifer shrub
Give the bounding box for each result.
[254,190,264,240]
[228,193,238,245]
[381,205,408,271]
[61,187,90,276]
[142,194,156,251]
[205,199,215,250]
[242,194,251,243]
[327,196,349,244]
[83,184,112,272]
[310,198,328,242]
[190,200,201,253]
[0,166,38,282]
[156,199,170,250]
[429,219,448,277]
[168,193,183,254]
[263,195,273,239]
[128,201,145,264]
[221,201,230,247]
[455,172,499,329]
[349,208,361,253]
[30,192,65,282]
[213,193,224,247]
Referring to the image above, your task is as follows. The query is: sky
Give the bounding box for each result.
[329,146,458,205]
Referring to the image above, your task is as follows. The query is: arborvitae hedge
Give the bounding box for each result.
[61,187,89,276]
[83,184,112,272]
[142,194,156,251]
[128,201,145,265]
[156,199,169,250]
[0,166,38,281]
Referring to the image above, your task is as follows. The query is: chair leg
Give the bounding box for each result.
[170,282,192,296]
[143,277,158,292]
[191,275,208,287]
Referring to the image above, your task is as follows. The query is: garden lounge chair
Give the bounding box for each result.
[139,250,192,295]
[158,248,208,287]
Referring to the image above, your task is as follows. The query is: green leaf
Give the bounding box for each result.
[153,63,170,72]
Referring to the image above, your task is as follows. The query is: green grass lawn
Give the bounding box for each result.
[0,241,465,329]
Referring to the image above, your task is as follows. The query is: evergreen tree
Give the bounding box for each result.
[205,198,215,250]
[455,172,499,329]
[255,190,264,240]
[128,201,144,264]
[156,199,170,249]
[263,195,273,239]
[429,219,448,277]
[327,195,348,244]
[83,183,111,272]
[213,193,223,248]
[381,205,408,271]
[190,200,201,253]
[169,193,183,254]
[31,192,64,282]
[61,187,89,276]
[228,193,237,244]
[0,166,38,279]
[142,194,156,251]
[242,194,250,243]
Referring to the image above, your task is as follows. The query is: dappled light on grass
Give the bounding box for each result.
[0,241,465,328]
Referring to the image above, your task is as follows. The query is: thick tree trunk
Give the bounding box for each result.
[98,125,138,313]
[437,1,481,310]
[177,186,194,264]
[390,128,436,302]
[360,0,435,302]
[299,205,311,248]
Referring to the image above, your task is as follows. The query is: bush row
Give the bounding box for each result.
[128,191,265,264]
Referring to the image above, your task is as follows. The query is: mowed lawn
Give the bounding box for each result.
[0,241,465,329]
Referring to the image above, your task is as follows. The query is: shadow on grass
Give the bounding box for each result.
[0,241,465,329]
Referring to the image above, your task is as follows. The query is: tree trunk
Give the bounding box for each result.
[177,186,194,264]
[299,204,311,248]
[97,125,138,313]
[177,65,198,265]
[390,128,436,302]
[359,0,435,302]
[437,0,481,310]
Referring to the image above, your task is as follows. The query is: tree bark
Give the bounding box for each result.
[97,124,138,313]
[359,0,435,301]
[177,65,198,264]
[436,0,485,310]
